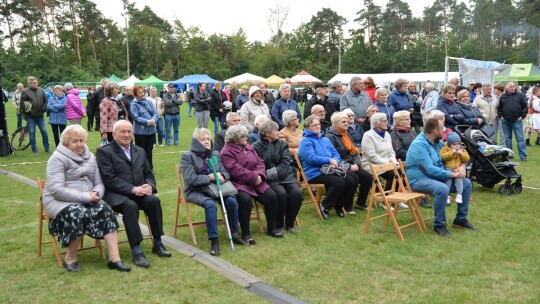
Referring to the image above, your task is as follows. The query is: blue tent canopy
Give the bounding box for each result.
[168,74,219,91]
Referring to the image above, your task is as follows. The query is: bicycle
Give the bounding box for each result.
[10,122,30,151]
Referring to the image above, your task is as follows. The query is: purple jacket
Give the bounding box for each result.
[65,89,86,120]
[220,142,269,196]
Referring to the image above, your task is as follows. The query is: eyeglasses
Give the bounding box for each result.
[309,123,321,128]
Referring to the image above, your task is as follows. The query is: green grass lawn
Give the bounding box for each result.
[1,100,539,303]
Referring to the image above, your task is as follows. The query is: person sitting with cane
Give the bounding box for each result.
[180,128,246,255]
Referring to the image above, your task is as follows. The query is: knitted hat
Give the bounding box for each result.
[446,132,461,146]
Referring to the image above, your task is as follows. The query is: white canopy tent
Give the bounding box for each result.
[118,75,141,87]
[223,73,265,84]
[328,72,459,86]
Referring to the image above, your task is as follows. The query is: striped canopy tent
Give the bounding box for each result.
[265,75,285,87]
[290,71,321,85]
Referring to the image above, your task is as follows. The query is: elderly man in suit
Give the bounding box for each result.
[96,120,171,268]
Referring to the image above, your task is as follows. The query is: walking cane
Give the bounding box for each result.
[207,156,235,252]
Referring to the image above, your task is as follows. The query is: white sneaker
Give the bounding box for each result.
[379,202,394,211]
[398,202,409,209]
[455,194,463,204]
[447,196,451,206]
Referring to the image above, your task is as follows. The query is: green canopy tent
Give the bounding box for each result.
[494,64,540,82]
[108,74,124,83]
[135,75,167,88]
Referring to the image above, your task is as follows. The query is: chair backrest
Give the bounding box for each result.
[397,159,412,192]
[37,177,46,196]
[368,162,399,195]
[175,165,186,199]
[294,154,310,189]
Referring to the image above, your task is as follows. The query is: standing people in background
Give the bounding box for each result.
[421,82,439,115]
[363,77,377,103]
[194,83,212,129]
[85,86,95,131]
[64,83,86,125]
[148,87,164,146]
[340,76,372,124]
[45,87,54,100]
[240,86,270,130]
[236,85,249,110]
[278,78,298,101]
[47,85,67,147]
[493,83,506,146]
[20,76,51,153]
[388,78,415,130]
[473,84,499,142]
[271,83,301,130]
[327,80,344,110]
[119,86,134,122]
[99,82,120,142]
[529,87,540,145]
[374,87,395,129]
[12,83,24,129]
[210,81,228,134]
[497,82,528,161]
[259,82,275,110]
[187,87,195,118]
[303,82,336,121]
[96,120,171,268]
[229,82,240,106]
[130,86,158,168]
[163,84,182,146]
[92,78,108,131]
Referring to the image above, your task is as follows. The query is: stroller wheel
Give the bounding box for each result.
[498,184,512,195]
[512,184,523,194]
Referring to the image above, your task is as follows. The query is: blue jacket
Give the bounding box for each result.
[347,123,364,147]
[47,94,67,125]
[436,96,465,130]
[298,129,341,181]
[271,98,301,130]
[388,90,413,112]
[130,98,159,135]
[405,132,450,185]
[375,101,395,128]
[457,102,483,126]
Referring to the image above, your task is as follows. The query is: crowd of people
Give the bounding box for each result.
[11,74,538,272]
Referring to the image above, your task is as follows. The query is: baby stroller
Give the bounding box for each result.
[454,125,522,195]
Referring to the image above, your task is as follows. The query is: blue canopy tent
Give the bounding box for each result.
[168,74,219,91]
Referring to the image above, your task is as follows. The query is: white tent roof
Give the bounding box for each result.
[328,72,459,86]
[224,73,265,84]
[118,75,141,87]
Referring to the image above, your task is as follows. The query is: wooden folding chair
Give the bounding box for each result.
[396,159,429,231]
[363,163,425,240]
[37,178,105,268]
[294,154,325,220]
[173,165,263,245]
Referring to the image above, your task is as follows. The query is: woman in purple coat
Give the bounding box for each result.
[220,125,282,244]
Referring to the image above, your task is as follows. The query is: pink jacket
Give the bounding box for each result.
[220,142,269,196]
[65,89,86,120]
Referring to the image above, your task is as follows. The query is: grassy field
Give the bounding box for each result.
[1,100,539,303]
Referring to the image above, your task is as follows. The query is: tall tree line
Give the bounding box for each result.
[0,0,539,90]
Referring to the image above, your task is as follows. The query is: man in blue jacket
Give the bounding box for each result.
[405,118,476,237]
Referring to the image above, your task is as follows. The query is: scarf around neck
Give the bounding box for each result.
[337,128,357,155]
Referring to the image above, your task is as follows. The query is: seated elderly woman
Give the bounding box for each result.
[362,105,379,132]
[342,108,365,147]
[220,125,282,241]
[361,113,408,210]
[253,121,303,233]
[390,110,417,161]
[248,114,269,144]
[325,112,373,211]
[298,115,357,220]
[42,125,130,272]
[180,128,246,255]
[278,110,303,156]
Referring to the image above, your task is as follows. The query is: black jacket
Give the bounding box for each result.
[497,91,527,123]
[252,136,296,185]
[390,128,416,161]
[194,91,212,111]
[324,126,361,166]
[457,102,484,126]
[303,95,336,121]
[210,89,228,117]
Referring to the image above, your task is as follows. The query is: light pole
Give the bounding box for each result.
[121,13,130,76]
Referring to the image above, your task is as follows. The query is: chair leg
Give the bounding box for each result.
[50,235,63,268]
[253,200,264,233]
[183,200,198,245]
[364,195,375,233]
[173,194,181,237]
[38,215,44,257]
[308,187,323,220]
[144,215,153,242]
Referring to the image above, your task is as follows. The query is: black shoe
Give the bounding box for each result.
[63,260,81,272]
[452,219,477,231]
[420,198,432,209]
[354,203,368,210]
[434,226,452,237]
[107,260,131,272]
[231,233,245,245]
[335,208,345,218]
[242,235,256,245]
[210,239,220,256]
[132,253,150,268]
[526,139,531,146]
[319,203,329,220]
[268,229,284,238]
[152,244,172,257]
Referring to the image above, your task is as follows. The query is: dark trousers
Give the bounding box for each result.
[309,174,357,210]
[112,195,164,248]
[87,108,94,130]
[50,123,66,147]
[94,107,100,130]
[134,134,155,168]
[269,182,303,229]
[350,168,373,207]
[236,188,278,236]
[380,170,395,191]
